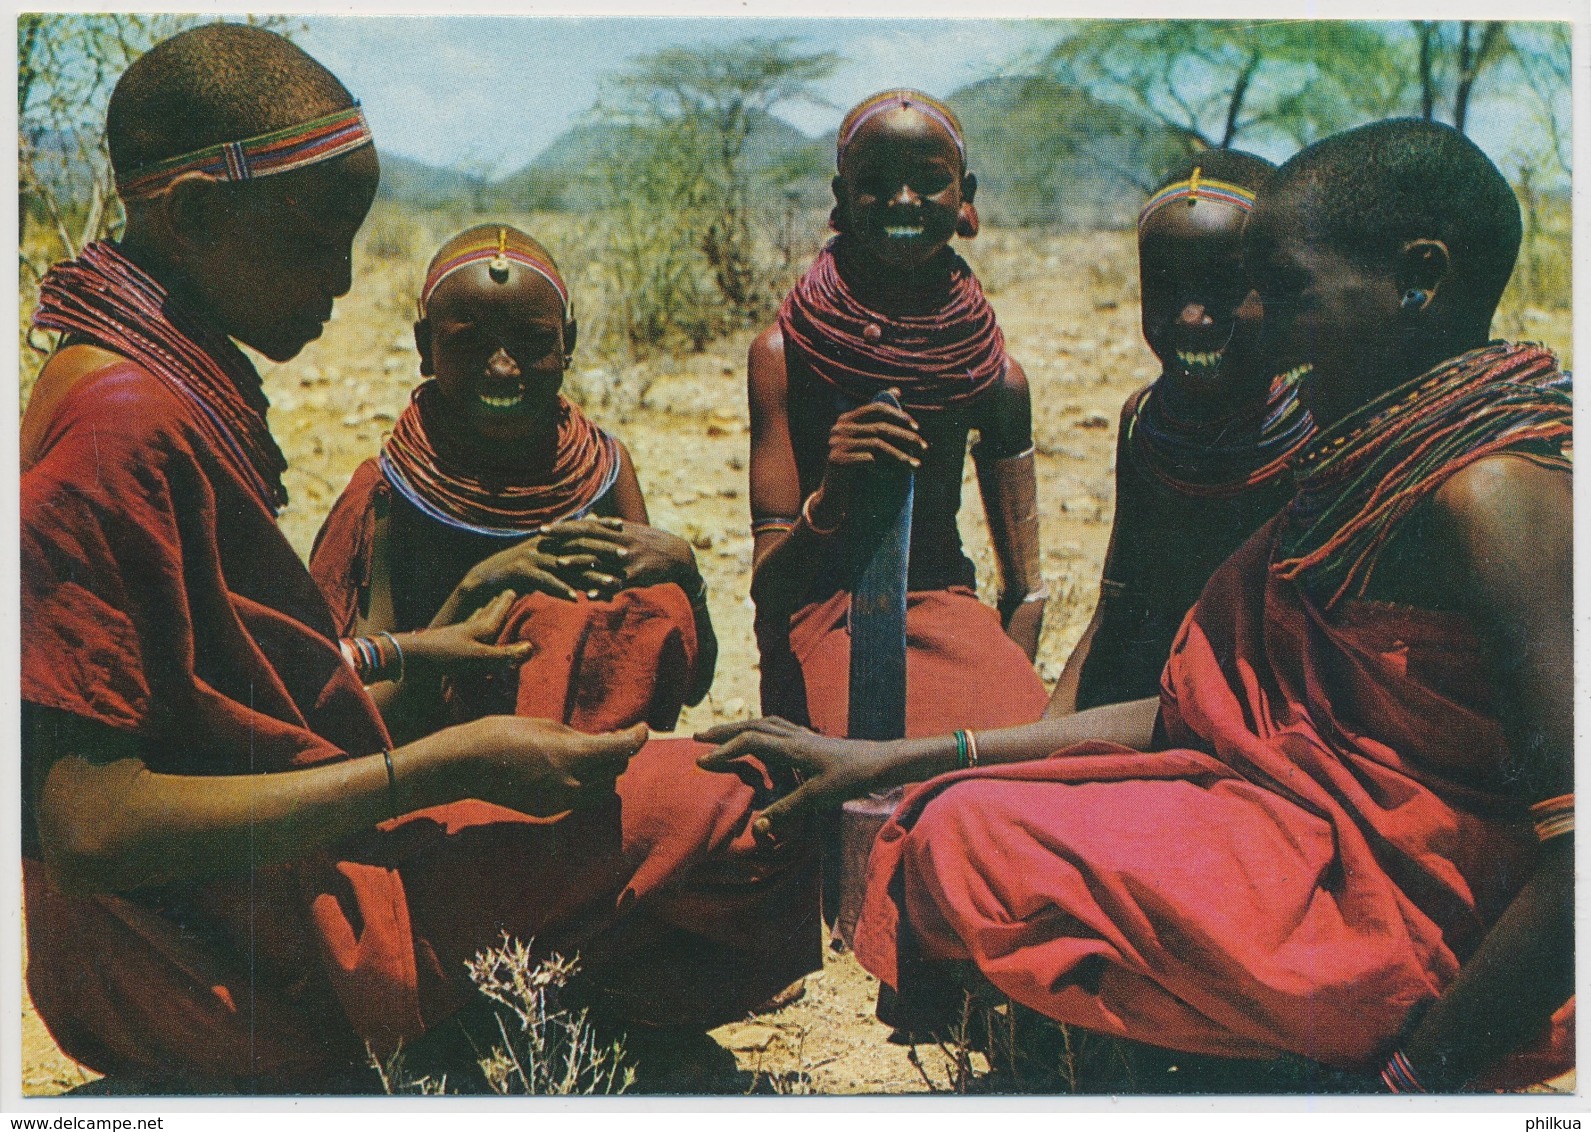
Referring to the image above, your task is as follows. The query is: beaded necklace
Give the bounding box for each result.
[778,239,1007,414]
[379,381,619,537]
[1274,342,1571,608]
[1127,367,1315,499]
[32,241,288,513]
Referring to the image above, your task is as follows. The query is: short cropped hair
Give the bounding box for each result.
[1152,148,1277,196]
[1270,118,1521,319]
[107,23,353,183]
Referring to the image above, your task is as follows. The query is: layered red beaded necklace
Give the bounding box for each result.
[1274,342,1571,608]
[778,239,1007,413]
[32,241,288,513]
[379,381,620,536]
[1127,367,1316,499]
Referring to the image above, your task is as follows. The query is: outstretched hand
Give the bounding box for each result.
[454,717,648,818]
[540,516,699,598]
[693,717,897,842]
[397,589,536,677]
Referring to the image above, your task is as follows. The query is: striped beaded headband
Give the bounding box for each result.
[419,228,572,320]
[1138,167,1257,229]
[838,89,965,167]
[115,104,372,200]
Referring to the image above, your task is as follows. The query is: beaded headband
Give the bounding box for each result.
[1138,167,1257,229]
[838,89,965,168]
[115,104,373,200]
[419,227,572,320]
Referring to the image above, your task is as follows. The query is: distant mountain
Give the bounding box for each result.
[377,153,490,209]
[945,75,1196,228]
[371,83,1191,227]
[491,108,830,212]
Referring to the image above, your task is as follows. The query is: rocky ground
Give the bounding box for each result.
[19,217,1572,1096]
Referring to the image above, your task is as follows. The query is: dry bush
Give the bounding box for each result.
[374,937,635,1096]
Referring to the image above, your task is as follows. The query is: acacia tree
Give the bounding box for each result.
[1044,21,1403,154]
[603,37,837,321]
[1411,20,1512,136]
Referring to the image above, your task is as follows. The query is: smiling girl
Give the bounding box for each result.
[1048,151,1316,714]
[747,90,1048,742]
[313,225,716,738]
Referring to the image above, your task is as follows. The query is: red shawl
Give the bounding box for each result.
[22,357,409,1083]
[854,515,1567,1078]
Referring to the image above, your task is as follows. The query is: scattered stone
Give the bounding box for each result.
[1075,411,1111,429]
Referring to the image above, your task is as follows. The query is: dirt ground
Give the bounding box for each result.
[18,221,1573,1096]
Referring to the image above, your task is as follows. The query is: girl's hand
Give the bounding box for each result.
[396,589,535,679]
[692,717,900,843]
[540,517,699,598]
[811,393,928,527]
[438,534,594,620]
[442,717,648,817]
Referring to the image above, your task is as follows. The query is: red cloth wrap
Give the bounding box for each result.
[769,586,1047,737]
[853,517,1572,1083]
[24,363,819,1086]
[311,458,700,732]
[310,459,818,1023]
[22,361,410,1083]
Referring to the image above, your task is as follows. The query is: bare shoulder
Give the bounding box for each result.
[748,324,787,389]
[1431,453,1571,538]
[972,355,1035,456]
[748,323,791,429]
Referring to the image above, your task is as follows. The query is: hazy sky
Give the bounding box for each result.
[299,17,1051,176]
[296,16,1563,182]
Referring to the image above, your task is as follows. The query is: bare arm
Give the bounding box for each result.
[747,326,927,615]
[696,696,1159,841]
[26,703,646,895]
[973,358,1044,659]
[1046,598,1106,718]
[1393,457,1573,1089]
[352,515,533,746]
[1048,393,1142,716]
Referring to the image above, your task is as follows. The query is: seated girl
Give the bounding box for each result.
[313,225,715,737]
[747,89,1048,741]
[308,225,818,1064]
[1049,150,1316,714]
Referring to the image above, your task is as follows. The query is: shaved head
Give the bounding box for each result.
[107,23,354,184]
[1266,118,1521,323]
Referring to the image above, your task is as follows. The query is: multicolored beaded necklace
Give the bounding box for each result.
[1127,367,1315,499]
[1274,342,1571,609]
[778,239,1007,414]
[378,381,620,537]
[32,241,288,513]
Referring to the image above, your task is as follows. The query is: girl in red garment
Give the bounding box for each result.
[747,89,1048,740]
